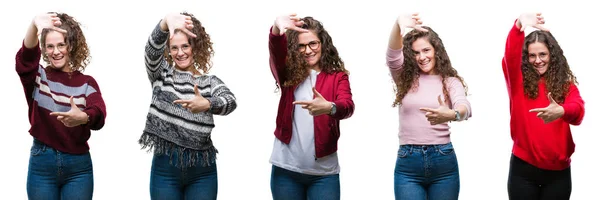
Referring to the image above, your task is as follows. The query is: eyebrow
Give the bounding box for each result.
[299,40,319,45]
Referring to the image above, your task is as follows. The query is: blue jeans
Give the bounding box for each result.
[27,139,94,200]
[270,165,340,200]
[394,142,460,200]
[150,153,218,200]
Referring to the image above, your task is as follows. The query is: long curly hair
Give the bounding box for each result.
[163,12,214,74]
[40,12,90,72]
[393,26,468,107]
[282,16,348,87]
[521,30,577,103]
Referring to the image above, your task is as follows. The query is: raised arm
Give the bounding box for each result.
[386,13,427,83]
[502,13,548,92]
[17,13,67,106]
[269,14,308,86]
[145,13,196,83]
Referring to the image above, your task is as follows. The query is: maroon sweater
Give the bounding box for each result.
[269,29,355,158]
[503,22,585,170]
[16,42,107,154]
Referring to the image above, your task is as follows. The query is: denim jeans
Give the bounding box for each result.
[394,142,460,200]
[150,153,218,200]
[270,165,340,200]
[507,154,571,200]
[27,139,94,200]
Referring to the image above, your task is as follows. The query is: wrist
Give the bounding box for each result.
[80,112,89,125]
[329,102,337,115]
[558,105,565,118]
[449,109,459,122]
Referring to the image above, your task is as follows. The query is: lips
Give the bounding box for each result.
[419,59,431,67]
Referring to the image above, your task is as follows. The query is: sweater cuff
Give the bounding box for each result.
[561,103,580,122]
[83,108,98,127]
[269,26,285,38]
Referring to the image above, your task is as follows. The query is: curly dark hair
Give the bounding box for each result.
[521,30,577,103]
[40,12,90,72]
[163,12,214,74]
[393,26,468,107]
[282,16,348,87]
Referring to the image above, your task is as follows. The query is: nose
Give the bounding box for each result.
[304,47,313,54]
[417,52,426,60]
[177,48,185,56]
[52,47,61,55]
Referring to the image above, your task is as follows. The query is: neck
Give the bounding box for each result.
[178,65,201,75]
[311,65,321,73]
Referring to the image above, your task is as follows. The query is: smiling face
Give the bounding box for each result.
[411,37,436,75]
[297,31,322,69]
[169,31,194,71]
[44,31,70,71]
[527,42,550,75]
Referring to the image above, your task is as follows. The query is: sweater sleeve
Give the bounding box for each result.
[268,27,288,86]
[15,41,42,107]
[331,73,354,120]
[145,22,170,83]
[561,84,584,125]
[448,77,472,120]
[207,75,237,116]
[386,47,404,84]
[83,77,107,130]
[502,20,525,96]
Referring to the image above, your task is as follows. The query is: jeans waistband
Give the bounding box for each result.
[400,142,452,151]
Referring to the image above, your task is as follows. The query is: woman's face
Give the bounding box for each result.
[297,31,322,68]
[44,31,70,71]
[169,32,194,70]
[411,37,436,75]
[527,41,550,75]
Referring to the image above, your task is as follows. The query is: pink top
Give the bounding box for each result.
[386,47,472,145]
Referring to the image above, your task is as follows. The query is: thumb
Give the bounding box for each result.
[69,96,77,109]
[547,92,557,104]
[169,28,175,39]
[194,84,200,96]
[437,94,445,106]
[313,87,324,99]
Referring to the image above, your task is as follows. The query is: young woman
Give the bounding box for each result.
[386,13,472,200]
[503,13,585,200]
[138,12,237,200]
[16,12,107,200]
[268,14,355,200]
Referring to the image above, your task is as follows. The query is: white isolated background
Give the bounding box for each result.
[0,0,598,199]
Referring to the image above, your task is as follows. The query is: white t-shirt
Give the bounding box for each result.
[269,69,340,176]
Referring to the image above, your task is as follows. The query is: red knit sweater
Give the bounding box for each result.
[502,22,585,170]
[16,42,107,154]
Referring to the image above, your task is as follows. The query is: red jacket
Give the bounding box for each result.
[268,29,354,158]
[503,21,585,170]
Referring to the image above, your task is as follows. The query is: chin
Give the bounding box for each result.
[175,62,192,70]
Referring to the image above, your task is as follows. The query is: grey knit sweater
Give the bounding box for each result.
[139,23,237,168]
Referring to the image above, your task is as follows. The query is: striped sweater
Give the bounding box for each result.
[139,23,237,167]
[15,41,107,154]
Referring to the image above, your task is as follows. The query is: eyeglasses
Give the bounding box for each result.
[170,44,191,53]
[298,41,321,52]
[45,43,68,53]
